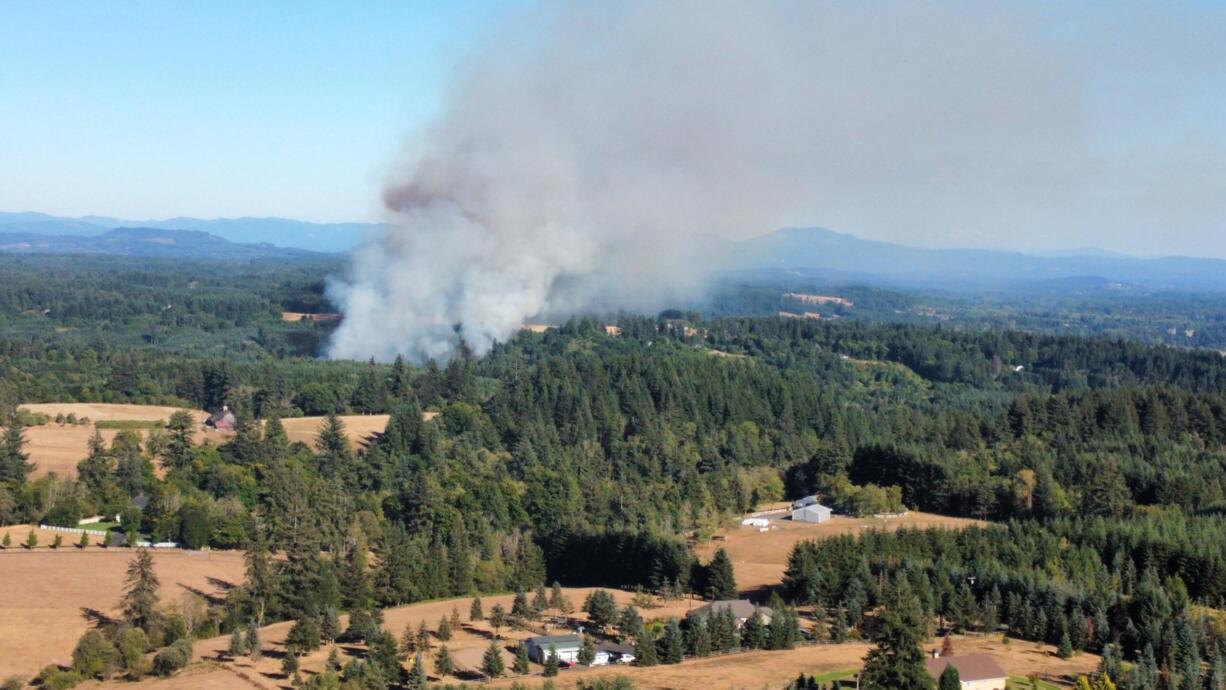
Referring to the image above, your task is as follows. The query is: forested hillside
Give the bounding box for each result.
[2,257,1225,689]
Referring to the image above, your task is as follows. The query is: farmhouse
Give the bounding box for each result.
[924,653,1007,690]
[526,634,582,664]
[594,641,635,665]
[687,600,774,628]
[205,405,237,430]
[791,498,832,523]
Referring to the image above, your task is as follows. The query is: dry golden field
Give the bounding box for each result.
[694,505,984,592]
[0,548,245,680]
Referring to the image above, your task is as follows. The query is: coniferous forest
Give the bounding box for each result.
[1,256,1225,689]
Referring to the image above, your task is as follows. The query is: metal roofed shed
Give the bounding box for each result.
[526,634,582,664]
[791,502,832,523]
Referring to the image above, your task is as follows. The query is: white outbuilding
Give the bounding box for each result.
[791,502,832,523]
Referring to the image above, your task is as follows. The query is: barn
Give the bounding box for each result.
[792,502,832,523]
[205,405,237,430]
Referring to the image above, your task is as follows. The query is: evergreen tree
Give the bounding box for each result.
[513,642,531,674]
[26,530,37,548]
[321,608,340,643]
[470,595,484,622]
[938,665,961,690]
[705,548,738,600]
[512,591,531,620]
[0,413,33,485]
[742,611,766,649]
[659,618,685,664]
[162,410,196,471]
[634,630,658,667]
[489,603,506,637]
[228,628,247,657]
[247,621,263,660]
[437,614,452,641]
[406,653,427,690]
[543,646,560,677]
[482,639,505,678]
[578,635,597,666]
[860,592,935,690]
[583,589,618,631]
[434,645,455,678]
[121,548,161,632]
[532,584,549,617]
[287,617,321,653]
[281,652,300,679]
[549,581,565,610]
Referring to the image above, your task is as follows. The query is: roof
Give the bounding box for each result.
[925,654,1007,682]
[206,408,237,425]
[688,600,772,621]
[596,641,635,655]
[793,495,819,508]
[528,634,581,648]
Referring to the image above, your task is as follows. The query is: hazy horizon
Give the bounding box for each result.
[3,1,1225,262]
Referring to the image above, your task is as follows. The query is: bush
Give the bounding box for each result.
[37,667,83,690]
[44,497,84,527]
[72,630,118,678]
[1,676,27,690]
[152,639,192,676]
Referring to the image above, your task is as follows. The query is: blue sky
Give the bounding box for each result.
[1,1,1224,257]
[0,1,512,222]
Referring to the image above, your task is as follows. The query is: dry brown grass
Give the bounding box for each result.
[17,404,212,480]
[14,405,436,479]
[0,548,245,680]
[280,415,389,450]
[695,506,984,593]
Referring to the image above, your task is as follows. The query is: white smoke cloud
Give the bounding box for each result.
[328,0,1226,362]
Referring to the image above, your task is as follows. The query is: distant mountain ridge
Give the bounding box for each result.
[5,212,1226,293]
[730,227,1226,293]
[0,211,382,253]
[0,226,325,260]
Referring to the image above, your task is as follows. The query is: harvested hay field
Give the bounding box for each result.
[0,548,245,680]
[280,415,389,450]
[14,404,437,479]
[280,412,437,450]
[486,635,1096,690]
[695,507,984,592]
[17,404,211,479]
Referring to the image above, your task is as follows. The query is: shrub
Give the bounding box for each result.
[152,639,192,676]
[72,630,118,678]
[1,676,27,690]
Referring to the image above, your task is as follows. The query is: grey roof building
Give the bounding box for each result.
[687,600,773,627]
[525,634,582,663]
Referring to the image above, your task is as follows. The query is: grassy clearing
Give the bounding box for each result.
[93,419,165,430]
[77,521,119,533]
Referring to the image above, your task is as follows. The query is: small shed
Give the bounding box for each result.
[792,502,832,523]
[205,405,238,430]
[526,634,582,664]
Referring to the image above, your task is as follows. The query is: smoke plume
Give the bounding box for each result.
[328,1,1226,362]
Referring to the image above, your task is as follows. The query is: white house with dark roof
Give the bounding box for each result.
[526,634,582,664]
